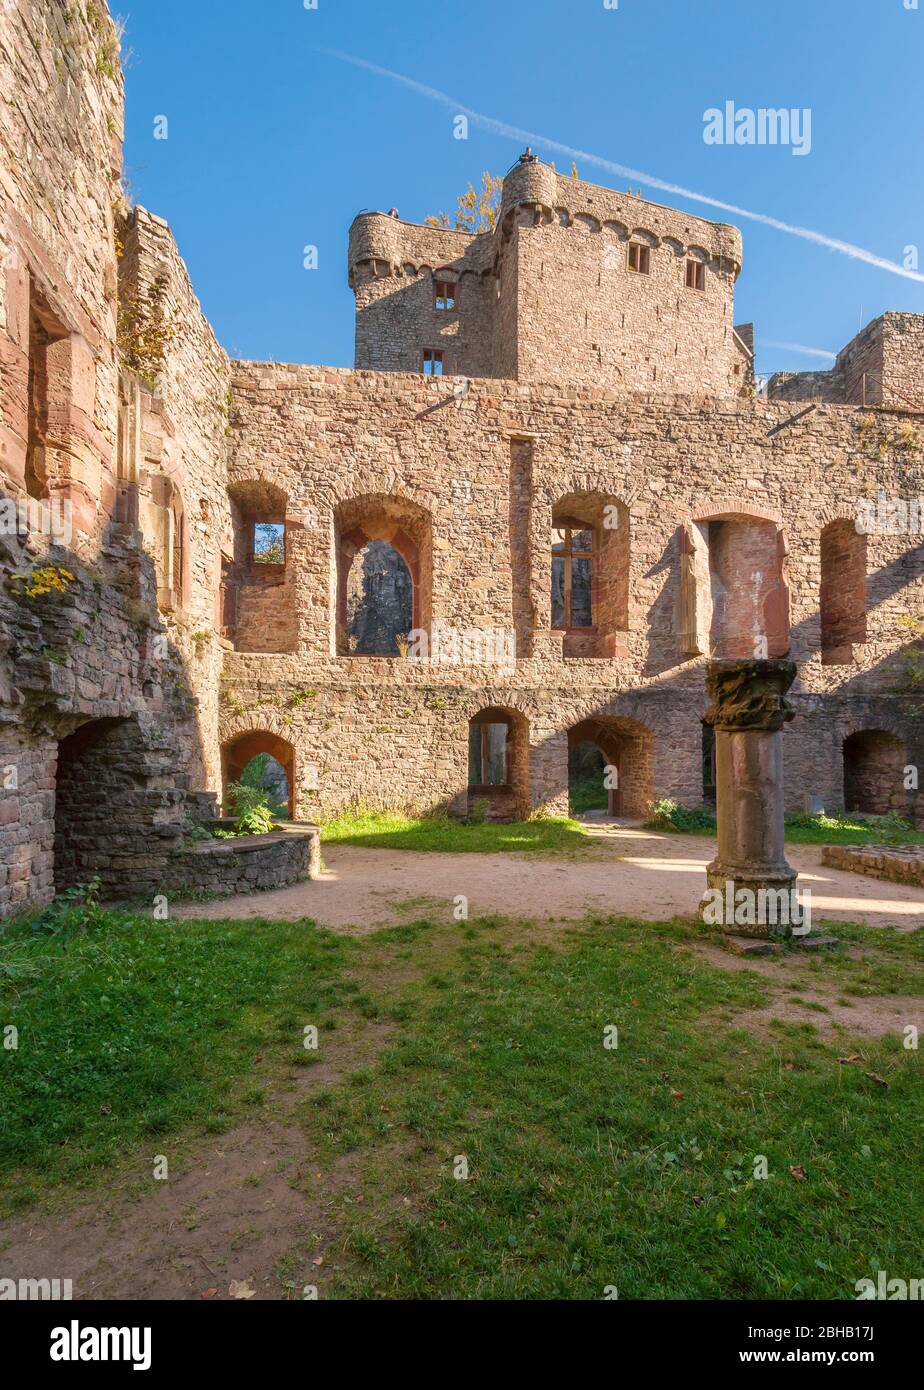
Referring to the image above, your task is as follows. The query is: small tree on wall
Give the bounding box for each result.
[425,172,504,233]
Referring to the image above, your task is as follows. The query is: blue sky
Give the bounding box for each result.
[121,0,924,374]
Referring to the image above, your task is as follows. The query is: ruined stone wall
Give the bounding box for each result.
[116,206,232,793]
[0,2,228,916]
[225,365,924,825]
[768,314,924,411]
[879,314,924,412]
[0,0,123,539]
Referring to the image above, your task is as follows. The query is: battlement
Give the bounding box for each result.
[349,157,747,395]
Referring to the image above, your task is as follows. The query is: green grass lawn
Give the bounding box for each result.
[321,807,924,854]
[321,807,590,853]
[0,907,352,1208]
[1,902,921,1299]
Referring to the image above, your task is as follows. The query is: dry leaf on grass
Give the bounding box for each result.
[229,1280,255,1300]
[790,1166,807,1182]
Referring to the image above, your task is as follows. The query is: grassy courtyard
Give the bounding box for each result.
[1,899,921,1299]
[320,806,924,855]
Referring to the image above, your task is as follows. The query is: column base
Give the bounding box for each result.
[703,859,804,939]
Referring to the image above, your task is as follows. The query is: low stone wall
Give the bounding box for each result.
[164,823,320,898]
[822,844,924,888]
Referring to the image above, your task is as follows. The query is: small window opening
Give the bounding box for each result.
[423,349,444,376]
[468,720,509,789]
[434,279,457,311]
[253,521,285,565]
[551,524,594,629]
[627,243,651,275]
[685,259,705,291]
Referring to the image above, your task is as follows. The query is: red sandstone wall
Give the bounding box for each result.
[224,366,924,823]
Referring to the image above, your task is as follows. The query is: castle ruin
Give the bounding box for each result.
[1,1,922,917]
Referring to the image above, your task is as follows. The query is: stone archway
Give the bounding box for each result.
[54,716,182,897]
[567,716,654,818]
[221,730,296,820]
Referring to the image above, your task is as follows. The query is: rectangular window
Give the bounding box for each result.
[627,243,651,275]
[253,521,285,565]
[685,259,705,291]
[423,349,444,376]
[434,279,457,311]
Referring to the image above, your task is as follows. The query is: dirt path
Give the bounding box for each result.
[175,825,924,933]
[0,1018,393,1301]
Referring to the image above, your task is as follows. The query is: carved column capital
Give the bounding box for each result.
[704,659,797,733]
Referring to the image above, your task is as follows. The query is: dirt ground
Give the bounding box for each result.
[175,823,924,933]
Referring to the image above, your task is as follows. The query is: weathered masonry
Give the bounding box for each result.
[1,1,922,917]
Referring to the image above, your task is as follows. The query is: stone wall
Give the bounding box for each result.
[224,364,924,826]
[0,2,229,918]
[0,0,123,540]
[116,206,233,793]
[768,313,924,411]
[822,844,924,887]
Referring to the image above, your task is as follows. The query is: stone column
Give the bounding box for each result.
[703,658,803,938]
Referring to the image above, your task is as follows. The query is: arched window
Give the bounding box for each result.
[469,713,511,789]
[227,479,297,653]
[680,510,789,659]
[335,495,431,658]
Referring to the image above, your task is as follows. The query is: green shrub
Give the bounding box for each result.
[645,799,716,833]
[30,878,105,936]
[223,782,276,836]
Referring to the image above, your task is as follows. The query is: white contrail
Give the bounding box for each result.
[760,340,837,360]
[320,47,924,286]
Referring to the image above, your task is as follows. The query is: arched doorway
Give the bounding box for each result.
[54,717,172,896]
[567,717,654,819]
[222,731,296,820]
